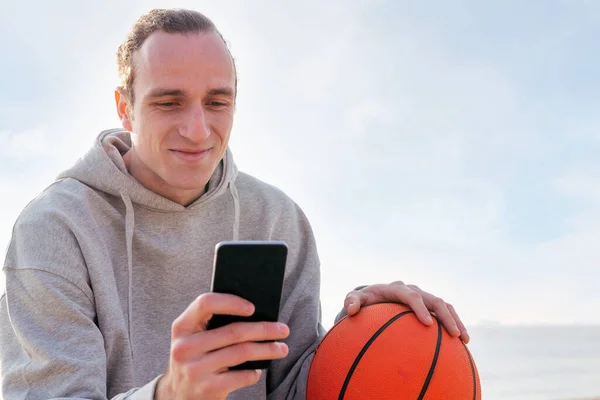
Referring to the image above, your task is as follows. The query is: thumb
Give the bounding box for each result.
[344,287,369,316]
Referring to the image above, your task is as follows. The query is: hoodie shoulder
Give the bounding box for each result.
[3,178,98,295]
[9,177,115,251]
[235,171,299,212]
[233,171,316,242]
[18,178,107,221]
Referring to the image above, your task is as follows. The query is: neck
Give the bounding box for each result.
[122,150,207,206]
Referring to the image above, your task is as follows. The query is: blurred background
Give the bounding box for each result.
[1,1,599,398]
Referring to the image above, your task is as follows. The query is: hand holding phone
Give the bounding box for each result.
[157,292,290,399]
[207,240,288,370]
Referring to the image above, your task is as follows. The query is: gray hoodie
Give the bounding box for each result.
[0,129,325,399]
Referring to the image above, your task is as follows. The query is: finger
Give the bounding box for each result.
[172,293,255,338]
[390,283,433,326]
[422,295,460,337]
[344,290,370,316]
[447,303,470,343]
[172,321,290,361]
[196,341,289,372]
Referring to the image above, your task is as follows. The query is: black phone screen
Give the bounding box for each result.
[207,241,288,369]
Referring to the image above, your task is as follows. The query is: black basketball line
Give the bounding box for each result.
[417,318,442,400]
[338,310,414,400]
[462,341,477,400]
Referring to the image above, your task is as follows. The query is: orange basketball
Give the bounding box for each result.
[307,303,481,399]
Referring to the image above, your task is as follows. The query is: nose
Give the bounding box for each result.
[179,105,210,141]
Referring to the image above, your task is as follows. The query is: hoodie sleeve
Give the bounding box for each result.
[0,208,159,400]
[264,202,326,400]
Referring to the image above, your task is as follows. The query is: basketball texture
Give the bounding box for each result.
[307,303,481,399]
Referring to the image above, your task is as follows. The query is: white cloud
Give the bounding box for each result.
[555,168,600,202]
[0,129,49,158]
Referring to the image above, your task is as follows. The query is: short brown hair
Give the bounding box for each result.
[116,8,235,104]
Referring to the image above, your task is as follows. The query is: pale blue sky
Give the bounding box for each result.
[1,0,599,326]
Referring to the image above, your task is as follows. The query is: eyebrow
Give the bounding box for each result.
[145,87,235,100]
[145,88,187,99]
[207,87,235,98]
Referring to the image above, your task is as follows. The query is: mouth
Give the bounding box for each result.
[170,148,212,162]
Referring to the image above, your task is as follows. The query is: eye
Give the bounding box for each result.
[155,102,177,107]
[209,101,227,107]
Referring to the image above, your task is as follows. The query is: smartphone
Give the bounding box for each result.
[207,240,288,370]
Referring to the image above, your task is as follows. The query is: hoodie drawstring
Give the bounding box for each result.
[229,182,240,241]
[118,179,237,360]
[120,192,135,359]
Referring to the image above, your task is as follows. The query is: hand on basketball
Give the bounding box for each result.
[344,282,470,343]
[155,292,290,400]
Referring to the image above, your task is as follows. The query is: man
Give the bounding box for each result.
[0,8,468,400]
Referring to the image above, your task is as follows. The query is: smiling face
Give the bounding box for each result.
[115,30,236,205]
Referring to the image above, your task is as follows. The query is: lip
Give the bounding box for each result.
[170,148,212,162]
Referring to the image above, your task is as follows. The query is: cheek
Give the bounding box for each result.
[136,113,173,158]
[213,113,234,143]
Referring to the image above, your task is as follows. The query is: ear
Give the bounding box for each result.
[115,87,133,132]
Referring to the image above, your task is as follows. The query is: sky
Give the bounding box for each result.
[1,0,600,327]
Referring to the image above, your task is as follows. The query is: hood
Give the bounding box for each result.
[57,128,239,212]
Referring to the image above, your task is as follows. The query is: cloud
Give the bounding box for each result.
[555,167,600,203]
[0,129,49,159]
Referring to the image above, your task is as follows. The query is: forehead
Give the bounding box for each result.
[133,31,235,97]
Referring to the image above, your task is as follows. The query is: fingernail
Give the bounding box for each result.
[426,315,433,324]
[277,323,289,334]
[255,369,262,377]
[278,342,288,353]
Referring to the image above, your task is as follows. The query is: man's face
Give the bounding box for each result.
[117,31,236,204]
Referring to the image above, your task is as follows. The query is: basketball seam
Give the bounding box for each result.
[337,310,414,400]
[314,303,385,356]
[417,318,442,400]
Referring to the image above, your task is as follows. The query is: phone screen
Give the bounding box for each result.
[207,241,288,369]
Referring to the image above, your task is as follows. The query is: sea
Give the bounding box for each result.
[467,324,600,400]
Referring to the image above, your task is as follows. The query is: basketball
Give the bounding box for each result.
[307,303,481,399]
